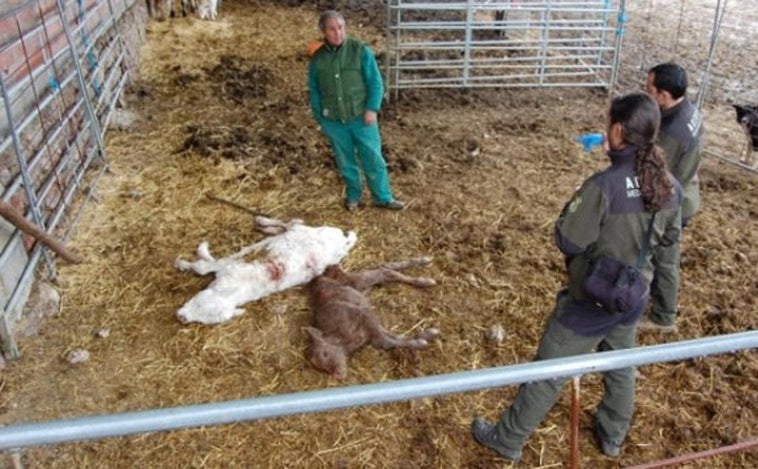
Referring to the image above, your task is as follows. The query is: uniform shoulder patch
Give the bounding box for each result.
[568,196,582,213]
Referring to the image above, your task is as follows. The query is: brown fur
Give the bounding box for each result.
[305,258,439,379]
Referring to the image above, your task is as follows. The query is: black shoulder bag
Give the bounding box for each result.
[582,213,656,314]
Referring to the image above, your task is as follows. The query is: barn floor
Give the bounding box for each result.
[1,1,756,468]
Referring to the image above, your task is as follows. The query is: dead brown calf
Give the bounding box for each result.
[305,257,440,379]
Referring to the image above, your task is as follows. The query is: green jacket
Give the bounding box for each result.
[658,98,704,221]
[308,37,383,123]
[555,146,683,322]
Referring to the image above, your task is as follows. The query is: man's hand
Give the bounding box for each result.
[364,110,377,126]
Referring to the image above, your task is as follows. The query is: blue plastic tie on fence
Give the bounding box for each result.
[616,11,628,36]
[76,0,102,97]
[576,133,604,152]
[48,76,61,92]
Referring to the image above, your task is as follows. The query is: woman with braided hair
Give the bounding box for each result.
[471,93,682,462]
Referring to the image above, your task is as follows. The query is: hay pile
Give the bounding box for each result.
[1,1,755,468]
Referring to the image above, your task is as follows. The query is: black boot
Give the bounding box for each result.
[471,418,522,462]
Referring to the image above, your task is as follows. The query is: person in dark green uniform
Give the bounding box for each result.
[471,93,683,462]
[641,62,704,333]
[308,10,404,212]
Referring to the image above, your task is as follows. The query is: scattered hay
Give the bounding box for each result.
[1,1,756,468]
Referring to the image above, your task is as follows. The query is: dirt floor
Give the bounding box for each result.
[1,1,756,468]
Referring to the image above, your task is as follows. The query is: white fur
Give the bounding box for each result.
[175,217,357,325]
[197,0,218,20]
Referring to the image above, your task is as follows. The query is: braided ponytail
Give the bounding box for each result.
[636,142,673,211]
[609,93,673,211]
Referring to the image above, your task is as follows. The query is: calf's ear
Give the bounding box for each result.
[303,326,324,340]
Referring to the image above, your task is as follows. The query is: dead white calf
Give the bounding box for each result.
[305,258,440,379]
[146,0,193,19]
[175,216,357,325]
[197,0,219,20]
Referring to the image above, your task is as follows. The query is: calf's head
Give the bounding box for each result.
[177,291,243,325]
[304,326,348,379]
[315,227,357,266]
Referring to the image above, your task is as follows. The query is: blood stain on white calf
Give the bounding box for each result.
[174,216,357,325]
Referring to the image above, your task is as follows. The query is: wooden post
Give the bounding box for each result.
[570,376,581,469]
[0,201,83,264]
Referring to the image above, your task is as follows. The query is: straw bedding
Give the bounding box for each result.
[1,1,755,467]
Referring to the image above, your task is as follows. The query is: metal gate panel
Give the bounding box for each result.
[0,0,142,358]
[385,0,626,93]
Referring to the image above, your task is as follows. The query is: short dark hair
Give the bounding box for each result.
[319,10,344,31]
[648,63,688,99]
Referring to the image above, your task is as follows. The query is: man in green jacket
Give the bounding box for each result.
[308,10,404,211]
[642,63,704,332]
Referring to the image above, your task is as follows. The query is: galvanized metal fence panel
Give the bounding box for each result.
[384,0,626,95]
[617,0,758,174]
[0,330,754,453]
[0,0,141,358]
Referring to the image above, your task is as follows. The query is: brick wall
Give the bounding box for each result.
[0,0,146,358]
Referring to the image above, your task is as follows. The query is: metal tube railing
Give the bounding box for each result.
[0,331,755,451]
[385,0,624,93]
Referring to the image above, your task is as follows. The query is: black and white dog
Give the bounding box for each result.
[733,104,758,168]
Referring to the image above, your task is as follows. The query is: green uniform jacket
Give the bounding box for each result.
[554,146,683,330]
[658,98,704,221]
[308,37,384,124]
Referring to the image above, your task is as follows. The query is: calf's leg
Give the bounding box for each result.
[362,311,440,350]
[348,261,436,291]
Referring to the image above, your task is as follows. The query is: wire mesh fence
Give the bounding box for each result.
[612,0,758,172]
[0,0,143,357]
[384,0,627,94]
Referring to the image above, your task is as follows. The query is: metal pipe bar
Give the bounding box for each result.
[393,3,612,12]
[0,0,50,20]
[386,1,623,95]
[625,438,758,469]
[99,64,129,136]
[388,67,616,79]
[0,331,754,451]
[91,43,124,111]
[389,23,615,32]
[393,81,609,89]
[61,147,109,244]
[608,0,626,95]
[392,51,615,63]
[392,40,616,49]
[0,11,72,96]
[0,226,25,272]
[0,74,56,273]
[29,126,87,223]
[695,0,727,109]
[2,87,86,204]
[703,149,758,174]
[0,65,79,158]
[75,14,117,67]
[2,241,49,348]
[55,0,108,166]
[392,70,609,81]
[103,0,130,93]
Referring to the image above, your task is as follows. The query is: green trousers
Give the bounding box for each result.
[320,117,394,204]
[496,291,637,452]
